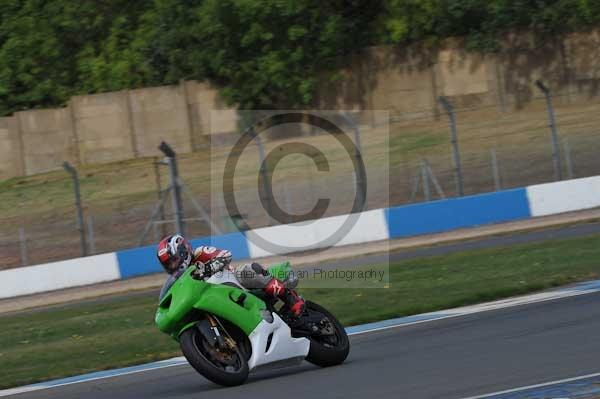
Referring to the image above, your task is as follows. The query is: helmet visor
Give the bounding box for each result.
[166,256,182,273]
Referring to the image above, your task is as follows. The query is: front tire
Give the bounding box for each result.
[180,326,249,386]
[305,301,350,367]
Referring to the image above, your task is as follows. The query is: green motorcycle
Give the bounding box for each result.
[155,261,350,386]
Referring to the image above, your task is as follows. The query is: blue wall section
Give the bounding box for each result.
[116,244,160,279]
[189,232,250,260]
[116,232,250,279]
[116,189,532,279]
[385,188,531,239]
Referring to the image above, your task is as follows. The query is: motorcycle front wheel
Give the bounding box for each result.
[305,301,350,367]
[180,322,249,386]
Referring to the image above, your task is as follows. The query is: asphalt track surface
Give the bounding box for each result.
[9,289,600,399]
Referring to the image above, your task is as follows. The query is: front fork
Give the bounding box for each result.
[206,314,226,347]
[196,314,236,351]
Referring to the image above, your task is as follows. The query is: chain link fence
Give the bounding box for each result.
[2,89,600,269]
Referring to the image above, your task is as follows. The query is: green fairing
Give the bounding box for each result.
[155,266,266,339]
[267,261,292,281]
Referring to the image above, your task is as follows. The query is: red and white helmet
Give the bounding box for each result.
[157,235,193,274]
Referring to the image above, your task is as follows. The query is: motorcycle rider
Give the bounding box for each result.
[157,234,305,316]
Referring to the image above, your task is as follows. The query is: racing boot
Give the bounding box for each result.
[264,278,305,317]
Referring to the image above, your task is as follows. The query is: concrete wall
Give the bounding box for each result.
[183,80,238,147]
[16,108,79,175]
[324,32,600,117]
[129,85,193,156]
[370,47,439,116]
[0,116,24,179]
[71,91,136,164]
[2,30,600,178]
[565,30,600,81]
[0,81,235,177]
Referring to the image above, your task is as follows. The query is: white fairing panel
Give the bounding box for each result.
[206,271,308,369]
[247,315,310,370]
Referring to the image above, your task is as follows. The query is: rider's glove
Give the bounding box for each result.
[204,258,226,275]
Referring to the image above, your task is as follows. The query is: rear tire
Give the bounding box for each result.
[180,326,249,386]
[305,301,350,367]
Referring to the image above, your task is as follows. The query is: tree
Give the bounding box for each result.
[0,0,150,115]
[136,0,382,109]
[381,0,600,51]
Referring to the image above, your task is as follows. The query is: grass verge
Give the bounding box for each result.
[3,233,600,389]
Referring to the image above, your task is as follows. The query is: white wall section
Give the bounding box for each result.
[246,209,389,258]
[527,175,600,217]
[0,253,120,299]
[321,208,389,247]
[246,220,322,258]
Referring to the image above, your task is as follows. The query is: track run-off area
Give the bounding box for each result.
[4,279,600,399]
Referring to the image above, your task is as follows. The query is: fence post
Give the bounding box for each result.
[563,138,574,179]
[19,227,28,266]
[409,172,420,203]
[491,148,501,191]
[153,221,160,241]
[424,160,446,199]
[535,80,563,181]
[255,133,274,223]
[341,112,367,209]
[153,157,167,238]
[68,100,82,166]
[180,184,223,235]
[421,161,431,201]
[14,113,27,176]
[283,181,293,222]
[125,90,139,158]
[87,215,96,255]
[437,96,464,196]
[63,161,87,256]
[159,142,185,235]
[179,79,197,151]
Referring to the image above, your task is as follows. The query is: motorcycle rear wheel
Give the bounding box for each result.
[305,301,350,367]
[180,323,249,386]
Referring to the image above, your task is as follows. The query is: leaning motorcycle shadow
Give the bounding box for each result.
[245,358,355,385]
[172,360,354,394]
[246,362,318,383]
